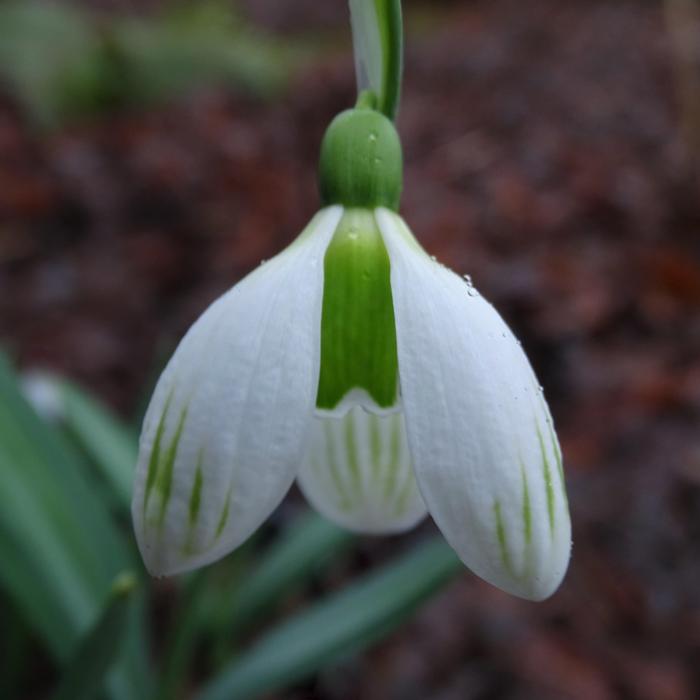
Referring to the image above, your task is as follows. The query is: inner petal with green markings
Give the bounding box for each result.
[316,208,399,415]
[307,208,425,532]
[299,406,427,533]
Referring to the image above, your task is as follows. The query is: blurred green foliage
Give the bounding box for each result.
[0,353,460,698]
[0,1,301,127]
[0,354,149,700]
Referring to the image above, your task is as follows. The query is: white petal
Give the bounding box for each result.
[298,406,427,534]
[132,207,343,576]
[377,209,571,601]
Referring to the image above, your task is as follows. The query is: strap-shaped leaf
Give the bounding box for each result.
[52,573,137,700]
[226,511,354,634]
[197,537,461,700]
[156,512,353,700]
[58,379,136,510]
[23,372,137,511]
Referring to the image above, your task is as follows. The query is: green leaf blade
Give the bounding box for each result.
[197,537,461,700]
[52,573,138,700]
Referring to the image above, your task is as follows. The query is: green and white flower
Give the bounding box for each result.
[132,0,571,601]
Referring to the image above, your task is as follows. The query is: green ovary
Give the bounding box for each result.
[316,208,399,411]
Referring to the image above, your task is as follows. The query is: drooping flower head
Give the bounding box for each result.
[132,0,571,601]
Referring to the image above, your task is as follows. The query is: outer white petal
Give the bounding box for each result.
[132,207,343,576]
[377,209,571,601]
[298,406,427,534]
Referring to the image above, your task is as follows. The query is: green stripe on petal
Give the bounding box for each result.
[393,467,415,517]
[521,461,532,546]
[382,413,401,501]
[298,408,426,534]
[215,486,232,540]
[157,405,188,525]
[316,209,399,412]
[143,390,173,511]
[344,409,361,496]
[326,420,352,511]
[493,500,514,578]
[370,413,382,482]
[546,416,568,503]
[189,452,204,526]
[537,391,567,502]
[536,422,556,537]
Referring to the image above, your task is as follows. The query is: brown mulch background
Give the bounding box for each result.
[1,0,700,698]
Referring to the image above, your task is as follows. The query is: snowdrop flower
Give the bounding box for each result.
[132,0,571,601]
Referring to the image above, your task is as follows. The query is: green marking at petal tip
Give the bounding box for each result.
[188,452,204,527]
[536,422,556,537]
[143,390,173,512]
[493,499,515,578]
[157,405,188,526]
[315,209,399,411]
[537,389,567,501]
[546,416,567,502]
[215,486,233,539]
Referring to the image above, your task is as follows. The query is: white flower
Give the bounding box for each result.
[132,202,571,601]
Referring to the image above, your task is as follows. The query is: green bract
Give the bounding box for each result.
[318,107,402,211]
[349,0,403,120]
[316,209,398,412]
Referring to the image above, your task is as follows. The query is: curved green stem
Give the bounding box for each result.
[376,0,403,120]
[350,0,404,121]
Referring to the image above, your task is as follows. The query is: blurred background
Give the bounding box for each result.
[1,0,700,698]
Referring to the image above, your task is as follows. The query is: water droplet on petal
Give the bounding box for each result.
[463,273,479,295]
